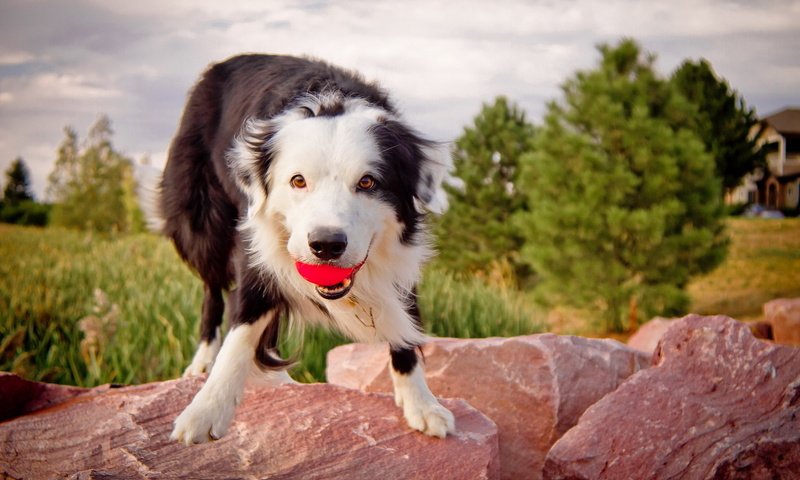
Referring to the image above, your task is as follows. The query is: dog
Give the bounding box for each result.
[154,54,455,444]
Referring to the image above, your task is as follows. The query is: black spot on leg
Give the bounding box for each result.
[200,285,225,343]
[391,346,418,375]
[390,287,425,374]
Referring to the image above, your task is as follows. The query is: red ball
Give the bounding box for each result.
[295,262,355,286]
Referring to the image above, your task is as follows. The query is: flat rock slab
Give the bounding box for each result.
[0,374,498,479]
[544,314,800,479]
[327,335,650,480]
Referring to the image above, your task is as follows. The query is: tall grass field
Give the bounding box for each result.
[0,224,543,387]
[3,218,797,387]
[688,218,800,321]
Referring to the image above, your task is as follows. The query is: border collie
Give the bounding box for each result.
[155,54,455,444]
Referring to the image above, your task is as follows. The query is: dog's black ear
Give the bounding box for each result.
[370,118,455,216]
[227,117,275,212]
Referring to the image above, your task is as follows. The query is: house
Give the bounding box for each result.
[730,107,800,210]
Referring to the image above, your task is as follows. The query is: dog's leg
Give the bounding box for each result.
[389,346,455,438]
[184,284,225,376]
[247,313,296,387]
[171,310,275,445]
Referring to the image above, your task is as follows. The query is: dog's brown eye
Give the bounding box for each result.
[290,175,307,189]
[357,175,376,191]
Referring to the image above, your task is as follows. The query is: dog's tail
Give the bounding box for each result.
[134,163,165,233]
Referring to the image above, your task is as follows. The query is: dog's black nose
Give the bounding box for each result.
[309,228,348,260]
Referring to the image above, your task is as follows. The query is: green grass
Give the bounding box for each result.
[0,225,202,386]
[8,218,792,387]
[0,224,543,387]
[547,218,800,336]
[688,218,800,322]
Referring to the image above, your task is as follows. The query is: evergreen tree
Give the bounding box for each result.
[515,39,728,332]
[3,157,34,204]
[434,96,535,282]
[48,115,144,234]
[0,157,49,226]
[672,59,766,195]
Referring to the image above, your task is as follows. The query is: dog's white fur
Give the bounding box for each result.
[235,99,438,347]
[183,327,221,376]
[170,94,455,444]
[391,363,455,438]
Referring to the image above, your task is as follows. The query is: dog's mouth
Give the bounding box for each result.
[294,260,365,300]
[315,275,355,300]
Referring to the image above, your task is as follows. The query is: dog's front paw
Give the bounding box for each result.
[400,396,455,438]
[171,390,237,445]
[391,366,456,438]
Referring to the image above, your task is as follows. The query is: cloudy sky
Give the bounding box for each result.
[1,0,799,199]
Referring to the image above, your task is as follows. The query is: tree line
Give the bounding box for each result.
[1,115,145,234]
[434,39,766,332]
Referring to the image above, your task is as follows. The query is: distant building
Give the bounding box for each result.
[729,107,800,209]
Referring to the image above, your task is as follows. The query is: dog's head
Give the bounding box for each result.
[229,92,451,301]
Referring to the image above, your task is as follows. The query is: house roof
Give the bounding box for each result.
[762,107,800,135]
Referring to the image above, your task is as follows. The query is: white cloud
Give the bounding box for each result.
[0,51,38,66]
[28,73,122,101]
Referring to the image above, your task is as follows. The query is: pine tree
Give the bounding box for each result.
[515,39,728,332]
[0,157,50,225]
[672,59,766,195]
[3,157,34,204]
[48,115,144,234]
[434,96,535,282]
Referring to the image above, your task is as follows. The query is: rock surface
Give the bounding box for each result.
[327,335,650,480]
[0,374,499,479]
[627,317,674,353]
[544,314,800,479]
[0,371,99,421]
[764,298,800,345]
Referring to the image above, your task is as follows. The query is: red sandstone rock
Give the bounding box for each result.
[544,314,800,479]
[764,298,800,345]
[327,335,650,480]
[627,316,674,354]
[0,375,498,479]
[0,372,97,421]
[750,320,774,341]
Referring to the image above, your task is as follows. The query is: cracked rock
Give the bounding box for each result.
[326,335,650,480]
[544,314,800,479]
